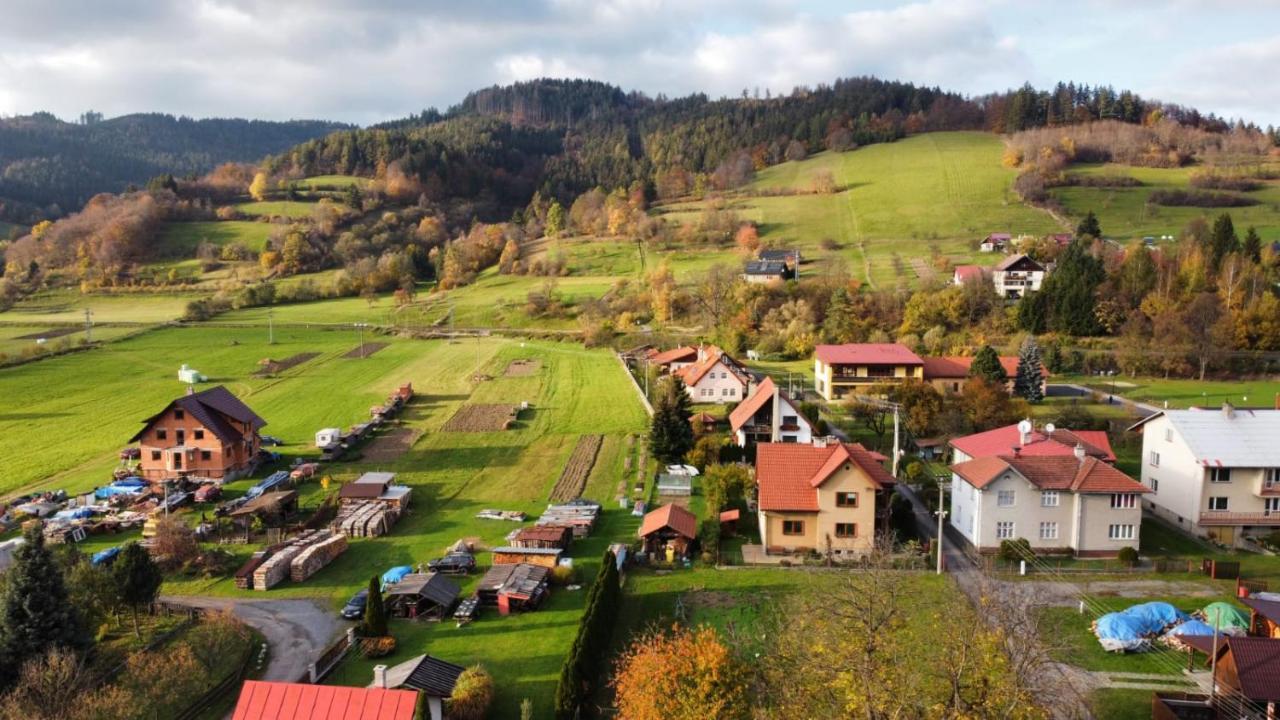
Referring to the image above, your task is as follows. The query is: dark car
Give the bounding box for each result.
[427,552,476,575]
[341,589,369,620]
[261,435,284,447]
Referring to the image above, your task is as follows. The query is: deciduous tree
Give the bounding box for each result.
[112,542,161,639]
[612,625,749,720]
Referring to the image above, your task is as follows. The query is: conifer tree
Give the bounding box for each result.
[0,527,86,686]
[363,576,388,638]
[968,345,1006,385]
[1014,336,1045,403]
[1075,211,1101,239]
[649,376,695,464]
[1209,213,1238,270]
[1040,239,1104,335]
[113,541,162,638]
[1242,226,1262,263]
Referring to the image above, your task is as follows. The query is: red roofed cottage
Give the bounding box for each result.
[813,343,924,401]
[232,680,418,720]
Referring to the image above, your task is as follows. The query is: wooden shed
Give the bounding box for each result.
[383,572,461,621]
[229,490,298,529]
[476,563,550,615]
[510,525,572,550]
[1242,596,1280,639]
[639,504,698,560]
[491,546,563,569]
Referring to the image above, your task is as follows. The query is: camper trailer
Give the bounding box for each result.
[315,428,342,449]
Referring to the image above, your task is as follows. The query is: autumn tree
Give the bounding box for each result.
[122,644,206,720]
[886,381,945,437]
[545,201,565,237]
[0,649,133,720]
[612,625,749,720]
[150,515,200,570]
[1183,292,1229,380]
[733,223,760,256]
[498,238,520,274]
[958,378,1025,432]
[248,172,269,202]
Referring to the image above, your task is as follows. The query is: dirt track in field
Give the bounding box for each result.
[343,342,387,359]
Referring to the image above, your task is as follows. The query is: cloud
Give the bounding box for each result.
[1153,36,1280,125]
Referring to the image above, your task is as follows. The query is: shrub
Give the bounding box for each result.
[1116,546,1139,567]
[360,636,396,658]
[447,665,494,720]
[998,538,1033,564]
[1189,173,1262,192]
[554,551,620,720]
[1148,189,1257,207]
[550,564,577,586]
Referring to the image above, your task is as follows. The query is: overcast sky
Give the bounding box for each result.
[2,0,1278,127]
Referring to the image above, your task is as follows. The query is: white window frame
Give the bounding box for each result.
[997,490,1016,507]
[1040,491,1059,507]
[1265,498,1280,515]
[1110,494,1136,509]
[1108,524,1135,541]
[1208,496,1229,511]
[1039,522,1058,540]
[1208,467,1231,483]
[1164,428,1173,442]
[996,521,1015,539]
[1148,451,1160,467]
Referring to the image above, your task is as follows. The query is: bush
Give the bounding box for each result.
[447,665,494,720]
[1148,189,1257,207]
[360,636,396,658]
[550,564,577,586]
[998,538,1033,564]
[1116,546,1139,567]
[1189,173,1262,192]
[699,517,720,563]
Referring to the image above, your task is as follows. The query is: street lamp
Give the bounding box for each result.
[354,322,369,358]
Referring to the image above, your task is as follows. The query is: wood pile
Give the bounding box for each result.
[536,502,601,538]
[334,501,398,537]
[290,534,348,582]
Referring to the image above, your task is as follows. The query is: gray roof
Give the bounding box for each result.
[385,572,460,606]
[744,260,787,276]
[492,546,563,556]
[355,471,396,485]
[1151,408,1280,467]
[379,654,466,697]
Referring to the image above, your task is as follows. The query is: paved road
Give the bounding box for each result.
[160,596,345,682]
[1048,382,1162,419]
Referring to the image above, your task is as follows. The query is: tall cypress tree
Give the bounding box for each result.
[1076,211,1101,239]
[363,576,388,637]
[1209,213,1238,270]
[0,527,86,686]
[968,345,1006,385]
[649,376,695,463]
[1014,336,1045,403]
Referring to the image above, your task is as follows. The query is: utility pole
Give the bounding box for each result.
[84,308,93,343]
[355,322,368,358]
[936,480,947,575]
[267,306,275,345]
[891,404,901,476]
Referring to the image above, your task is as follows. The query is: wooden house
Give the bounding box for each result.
[338,471,412,510]
[491,546,563,568]
[383,573,460,621]
[476,563,550,615]
[129,386,266,481]
[510,525,572,550]
[1243,597,1280,639]
[638,504,698,560]
[229,490,298,529]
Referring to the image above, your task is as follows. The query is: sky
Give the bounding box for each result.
[1,0,1279,127]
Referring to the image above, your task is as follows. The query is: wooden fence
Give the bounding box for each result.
[295,628,356,684]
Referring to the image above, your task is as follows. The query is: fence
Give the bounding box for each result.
[295,628,356,684]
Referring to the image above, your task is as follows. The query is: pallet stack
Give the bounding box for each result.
[334,501,398,538]
[290,534,348,582]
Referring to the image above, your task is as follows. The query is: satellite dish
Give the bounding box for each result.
[1017,419,1033,435]
[1045,423,1056,434]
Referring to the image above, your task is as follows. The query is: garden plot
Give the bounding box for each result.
[344,342,388,359]
[362,427,421,463]
[13,327,80,340]
[504,359,541,377]
[442,403,520,432]
[549,434,602,502]
[254,352,320,376]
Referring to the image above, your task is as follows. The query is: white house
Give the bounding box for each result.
[991,253,1046,299]
[673,346,751,404]
[1129,405,1280,546]
[952,265,985,287]
[949,451,1149,557]
[728,377,813,446]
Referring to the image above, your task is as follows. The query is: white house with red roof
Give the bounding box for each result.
[992,253,1047,299]
[948,451,1150,556]
[673,346,751,404]
[728,377,813,447]
[813,343,925,401]
[645,346,699,372]
[949,420,1115,464]
[952,265,986,286]
[754,438,895,556]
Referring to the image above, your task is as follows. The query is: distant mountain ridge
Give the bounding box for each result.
[0,112,350,223]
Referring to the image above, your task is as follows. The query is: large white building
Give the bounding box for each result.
[1130,405,1280,545]
[991,253,1046,299]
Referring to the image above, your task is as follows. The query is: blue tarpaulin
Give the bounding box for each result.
[1167,619,1216,637]
[91,547,120,566]
[52,507,94,521]
[1123,602,1188,628]
[1095,612,1162,652]
[381,565,412,589]
[245,471,290,500]
[113,477,146,488]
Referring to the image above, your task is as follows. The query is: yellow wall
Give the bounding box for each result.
[763,463,882,554]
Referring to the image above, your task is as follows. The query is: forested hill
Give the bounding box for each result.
[0,113,349,223]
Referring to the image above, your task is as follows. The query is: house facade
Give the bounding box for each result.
[813,343,925,401]
[674,346,751,404]
[952,265,985,286]
[742,259,790,284]
[980,232,1011,252]
[1131,406,1280,545]
[949,452,1149,557]
[921,356,1048,395]
[129,385,265,481]
[646,346,698,372]
[728,377,813,447]
[991,253,1046,299]
[755,439,895,556]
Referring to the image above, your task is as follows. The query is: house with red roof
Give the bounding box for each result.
[673,346,751,404]
[130,385,266,481]
[920,355,1048,395]
[645,346,699,371]
[813,343,924,401]
[952,264,986,286]
[949,452,1149,557]
[231,680,418,720]
[754,438,896,556]
[980,232,1012,252]
[949,420,1115,464]
[728,377,813,447]
[992,253,1047,299]
[638,503,698,560]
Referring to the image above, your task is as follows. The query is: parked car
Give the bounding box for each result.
[261,435,284,446]
[341,589,369,620]
[427,552,476,575]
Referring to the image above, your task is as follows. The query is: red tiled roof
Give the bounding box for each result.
[953,265,984,283]
[920,356,1048,380]
[951,455,1148,494]
[719,509,741,522]
[756,442,895,512]
[232,681,418,720]
[639,504,698,540]
[815,343,923,366]
[648,346,698,365]
[675,347,748,388]
[950,423,1115,462]
[728,377,800,433]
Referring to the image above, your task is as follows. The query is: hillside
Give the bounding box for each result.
[0,112,349,222]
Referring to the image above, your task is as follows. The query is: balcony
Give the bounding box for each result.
[1198,511,1280,527]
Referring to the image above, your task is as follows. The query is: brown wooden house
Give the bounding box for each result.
[491,546,563,568]
[384,573,460,621]
[130,386,266,481]
[476,563,550,615]
[638,504,698,560]
[1243,597,1280,640]
[509,525,572,550]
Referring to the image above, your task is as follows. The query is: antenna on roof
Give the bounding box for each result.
[1045,423,1056,436]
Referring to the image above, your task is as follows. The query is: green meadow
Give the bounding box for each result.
[235,200,317,218]
[156,220,274,255]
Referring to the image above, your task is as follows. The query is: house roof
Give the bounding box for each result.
[951,455,1149,494]
[756,441,895,512]
[380,655,466,697]
[728,377,803,433]
[814,343,923,366]
[994,253,1045,272]
[477,562,549,595]
[131,385,267,443]
[949,422,1115,462]
[512,526,571,543]
[985,232,1012,242]
[232,680,417,720]
[719,509,741,522]
[339,483,386,499]
[675,347,749,388]
[690,411,719,424]
[920,355,1048,380]
[229,490,298,517]
[1241,596,1280,625]
[355,471,396,486]
[647,346,698,365]
[953,265,984,283]
[1129,408,1280,467]
[1223,637,1280,702]
[744,260,788,276]
[758,249,800,263]
[492,546,563,556]
[384,572,460,607]
[638,504,698,539]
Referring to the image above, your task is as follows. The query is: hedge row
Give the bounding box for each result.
[554,551,620,720]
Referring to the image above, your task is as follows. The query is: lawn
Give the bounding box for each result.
[156,220,274,256]
[1089,688,1155,720]
[1067,374,1280,410]
[235,200,317,219]
[1052,162,1280,243]
[297,175,371,191]
[0,288,194,324]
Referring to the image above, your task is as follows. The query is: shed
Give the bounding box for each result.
[491,546,564,569]
[372,654,465,720]
[228,490,298,528]
[689,412,719,433]
[1241,596,1280,639]
[510,525,572,550]
[639,504,698,559]
[383,573,461,621]
[476,563,550,614]
[719,508,741,536]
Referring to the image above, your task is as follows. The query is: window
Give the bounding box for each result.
[156,429,167,440]
[1265,498,1280,515]
[176,430,185,445]
[782,435,796,443]
[1041,491,1059,507]
[1110,494,1137,509]
[200,450,211,461]
[172,453,182,470]
[194,429,204,440]
[782,415,798,427]
[1266,469,1280,489]
[1148,451,1160,467]
[782,520,805,536]
[836,492,858,508]
[174,409,184,420]
[835,523,857,538]
[996,521,1015,539]
[1039,522,1058,540]
[1208,467,1231,483]
[1108,524,1135,540]
[1151,478,1159,494]
[1208,497,1229,511]
[150,450,161,461]
[997,490,1015,507]
[1164,428,1173,442]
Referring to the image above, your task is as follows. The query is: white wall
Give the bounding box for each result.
[685,360,748,404]
[1140,415,1210,532]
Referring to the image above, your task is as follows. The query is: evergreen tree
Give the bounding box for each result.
[1040,239,1104,335]
[545,201,566,237]
[1016,291,1048,334]
[1014,336,1045,403]
[822,287,857,342]
[968,345,1007,384]
[113,541,162,638]
[0,527,86,686]
[363,576,388,637]
[1242,226,1262,263]
[1209,213,1238,270]
[344,183,363,209]
[649,376,695,464]
[1075,211,1101,239]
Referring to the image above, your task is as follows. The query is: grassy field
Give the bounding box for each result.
[156,220,274,256]
[1052,163,1280,242]
[0,288,194,324]
[659,132,1061,287]
[297,175,370,190]
[235,200,316,218]
[1089,688,1154,720]
[1067,374,1280,409]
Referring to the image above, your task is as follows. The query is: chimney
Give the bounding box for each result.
[373,664,388,689]
[770,384,782,442]
[813,436,829,449]
[1074,443,1086,464]
[1223,401,1235,420]
[1012,446,1021,458]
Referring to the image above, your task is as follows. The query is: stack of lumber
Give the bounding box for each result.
[252,530,329,591]
[235,550,270,590]
[334,501,398,537]
[290,534,348,582]
[536,502,600,538]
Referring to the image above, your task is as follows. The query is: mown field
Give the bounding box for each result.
[157,220,274,255]
[1066,374,1280,409]
[658,132,1062,287]
[0,289,194,324]
[1052,163,1280,242]
[234,200,317,218]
